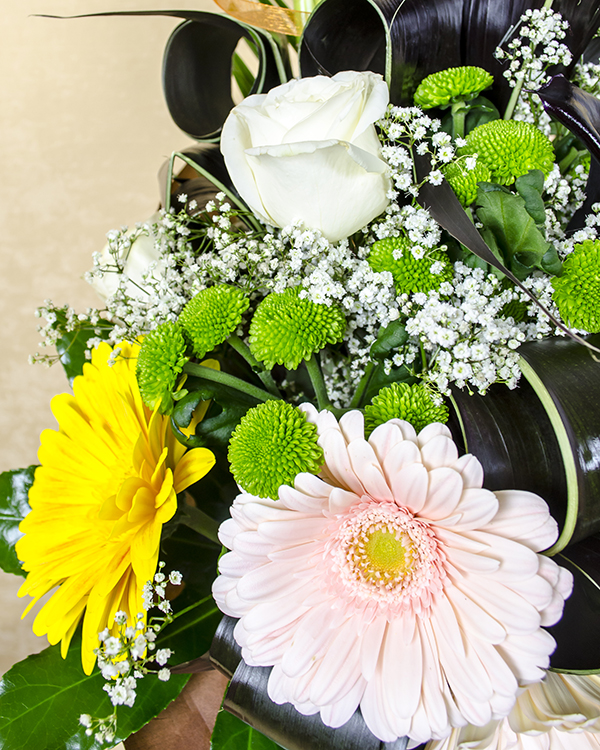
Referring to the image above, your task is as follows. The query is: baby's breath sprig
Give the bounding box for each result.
[495,6,572,122]
[79,563,183,746]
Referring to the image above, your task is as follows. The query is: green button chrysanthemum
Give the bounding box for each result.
[552,239,600,333]
[414,67,493,109]
[179,284,250,359]
[364,382,449,437]
[442,159,492,207]
[136,321,189,411]
[368,236,453,295]
[459,120,554,186]
[249,287,346,370]
[228,401,324,500]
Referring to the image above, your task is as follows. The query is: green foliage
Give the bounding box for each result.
[0,467,35,577]
[370,319,409,360]
[476,183,561,280]
[172,377,261,449]
[211,709,284,750]
[0,633,189,750]
[51,310,113,384]
[514,170,547,225]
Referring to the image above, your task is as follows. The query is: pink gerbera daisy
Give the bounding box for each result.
[213,406,573,744]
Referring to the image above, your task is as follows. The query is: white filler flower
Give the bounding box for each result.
[220,71,391,243]
[213,408,573,744]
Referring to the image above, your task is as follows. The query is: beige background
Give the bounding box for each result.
[0,0,217,681]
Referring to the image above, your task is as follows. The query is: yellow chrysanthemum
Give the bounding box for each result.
[16,341,216,674]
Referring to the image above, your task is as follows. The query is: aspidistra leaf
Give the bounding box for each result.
[0,467,35,577]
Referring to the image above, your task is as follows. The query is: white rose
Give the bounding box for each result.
[221,71,391,243]
[89,212,162,300]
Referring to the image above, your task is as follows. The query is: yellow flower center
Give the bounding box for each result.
[353,528,413,583]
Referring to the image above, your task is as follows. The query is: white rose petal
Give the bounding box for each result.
[221,71,391,242]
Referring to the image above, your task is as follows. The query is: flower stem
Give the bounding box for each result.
[177,505,221,544]
[306,354,332,411]
[228,334,281,397]
[349,361,376,409]
[183,362,281,402]
[451,101,466,140]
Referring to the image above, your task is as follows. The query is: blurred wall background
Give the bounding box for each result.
[0,0,215,676]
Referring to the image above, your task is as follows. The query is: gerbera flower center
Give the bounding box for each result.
[355,529,413,581]
[325,499,447,616]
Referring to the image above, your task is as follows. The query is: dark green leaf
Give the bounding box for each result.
[300,0,600,108]
[475,183,555,280]
[158,595,222,668]
[547,534,600,673]
[0,467,35,577]
[174,378,261,449]
[514,170,546,225]
[369,319,408,360]
[537,75,600,232]
[212,709,284,750]
[53,313,112,385]
[0,633,189,750]
[163,15,286,140]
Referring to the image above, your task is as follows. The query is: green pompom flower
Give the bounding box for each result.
[442,159,492,207]
[179,284,249,358]
[249,287,346,370]
[136,321,189,411]
[364,382,449,436]
[460,120,554,186]
[368,236,453,295]
[228,401,324,500]
[414,67,493,109]
[552,239,600,332]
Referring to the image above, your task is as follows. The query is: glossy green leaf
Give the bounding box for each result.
[369,319,408,360]
[0,634,189,750]
[514,170,546,225]
[476,183,557,280]
[0,467,35,577]
[212,709,284,750]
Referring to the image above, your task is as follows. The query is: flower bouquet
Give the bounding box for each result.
[4,0,600,748]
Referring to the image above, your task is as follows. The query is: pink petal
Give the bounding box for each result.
[420,434,459,470]
[436,488,498,531]
[347,440,394,501]
[382,614,423,720]
[359,616,387,681]
[483,490,559,552]
[422,467,464,520]
[452,454,484,489]
[318,428,365,495]
[391,462,429,513]
[368,422,406,463]
[339,411,366,443]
